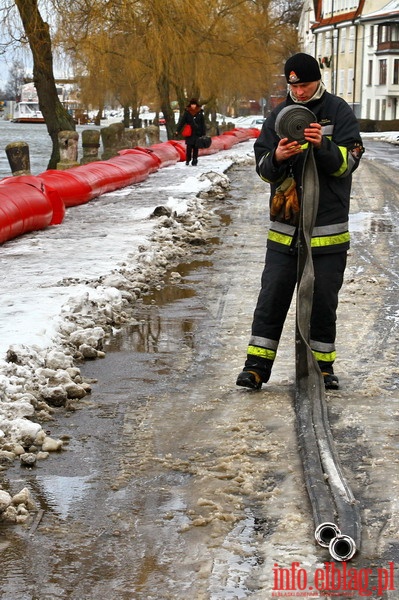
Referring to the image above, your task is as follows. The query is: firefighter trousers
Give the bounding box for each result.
[245,249,347,378]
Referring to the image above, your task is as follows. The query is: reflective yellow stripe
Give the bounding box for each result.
[269,230,349,248]
[312,350,336,362]
[311,232,350,248]
[247,345,276,360]
[268,230,293,246]
[332,145,349,177]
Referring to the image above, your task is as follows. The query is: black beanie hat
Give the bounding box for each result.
[284,53,321,84]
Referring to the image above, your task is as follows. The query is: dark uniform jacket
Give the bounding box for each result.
[254,90,364,255]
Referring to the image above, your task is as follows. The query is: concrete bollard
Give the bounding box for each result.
[80,129,101,164]
[123,127,147,148]
[101,122,126,160]
[57,130,80,170]
[5,141,31,176]
[145,125,160,145]
[101,123,161,159]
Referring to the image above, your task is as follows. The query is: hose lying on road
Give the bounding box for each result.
[278,106,361,561]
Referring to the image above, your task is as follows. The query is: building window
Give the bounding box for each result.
[323,0,332,18]
[326,32,334,55]
[378,22,399,45]
[379,59,387,85]
[368,60,373,85]
[340,28,346,53]
[378,24,387,44]
[366,98,371,119]
[324,71,330,91]
[394,59,399,85]
[369,26,374,47]
[339,69,345,94]
[348,68,353,94]
[349,26,355,53]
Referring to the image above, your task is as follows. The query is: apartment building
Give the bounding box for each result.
[298,0,399,119]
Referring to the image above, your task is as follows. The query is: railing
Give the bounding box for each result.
[376,40,399,52]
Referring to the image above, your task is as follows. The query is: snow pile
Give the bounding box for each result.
[0,148,254,521]
[361,130,399,145]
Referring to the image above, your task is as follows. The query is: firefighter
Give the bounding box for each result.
[236,53,364,390]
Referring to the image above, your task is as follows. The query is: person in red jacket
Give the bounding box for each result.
[176,99,206,166]
[236,53,364,391]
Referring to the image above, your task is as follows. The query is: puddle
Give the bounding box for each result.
[350,211,397,234]
[105,259,214,354]
[34,476,92,519]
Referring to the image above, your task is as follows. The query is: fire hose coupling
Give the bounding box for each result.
[314,522,341,548]
[329,534,357,562]
[315,524,357,561]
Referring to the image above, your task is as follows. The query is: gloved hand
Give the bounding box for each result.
[271,177,295,218]
[270,189,285,217]
[284,179,299,221]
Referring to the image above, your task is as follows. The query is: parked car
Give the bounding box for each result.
[232,115,265,129]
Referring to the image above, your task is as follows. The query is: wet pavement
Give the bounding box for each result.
[0,146,399,599]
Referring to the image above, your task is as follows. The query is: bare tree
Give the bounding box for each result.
[5,59,25,99]
[14,0,75,169]
[2,0,300,163]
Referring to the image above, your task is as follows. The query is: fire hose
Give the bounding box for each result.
[276,105,361,561]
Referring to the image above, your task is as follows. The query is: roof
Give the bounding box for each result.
[312,0,365,29]
[360,0,399,20]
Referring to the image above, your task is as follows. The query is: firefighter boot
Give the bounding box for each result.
[236,370,263,390]
[236,359,273,390]
[318,361,339,390]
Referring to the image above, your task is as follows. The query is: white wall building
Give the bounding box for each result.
[358,0,399,119]
[298,0,399,120]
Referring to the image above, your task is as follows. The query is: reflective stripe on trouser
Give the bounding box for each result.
[246,249,347,368]
[247,336,278,361]
[310,339,336,363]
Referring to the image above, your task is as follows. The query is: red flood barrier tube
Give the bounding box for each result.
[227,128,252,141]
[247,127,261,138]
[0,175,64,245]
[39,169,93,207]
[166,140,187,162]
[198,139,220,157]
[78,157,151,191]
[144,142,180,167]
[107,155,151,183]
[118,148,161,173]
[219,131,239,150]
[207,137,226,152]
[39,157,149,208]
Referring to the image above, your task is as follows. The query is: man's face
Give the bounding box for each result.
[289,81,319,101]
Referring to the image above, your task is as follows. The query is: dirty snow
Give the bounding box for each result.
[0,140,255,516]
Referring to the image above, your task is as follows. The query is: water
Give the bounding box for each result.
[0,119,169,179]
[0,121,102,179]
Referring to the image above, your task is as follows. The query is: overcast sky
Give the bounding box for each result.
[0,55,9,89]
